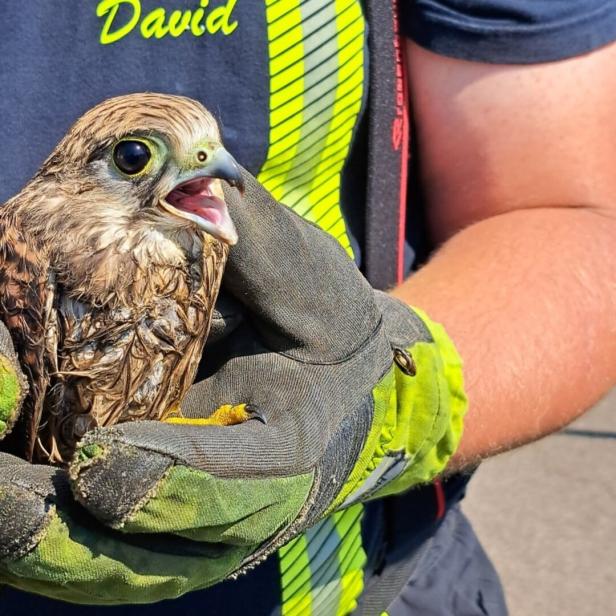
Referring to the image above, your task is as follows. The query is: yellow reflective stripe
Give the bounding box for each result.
[280,532,314,615]
[305,0,363,248]
[334,504,366,616]
[278,505,366,616]
[261,0,303,177]
[257,0,366,257]
[266,2,368,613]
[262,0,305,193]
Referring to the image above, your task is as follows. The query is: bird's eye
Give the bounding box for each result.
[113,140,152,176]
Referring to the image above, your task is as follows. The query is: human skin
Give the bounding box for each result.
[392,40,616,469]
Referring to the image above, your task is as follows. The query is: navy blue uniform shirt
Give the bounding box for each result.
[1,1,615,614]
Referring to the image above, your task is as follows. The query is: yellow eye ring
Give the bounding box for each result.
[112,138,154,177]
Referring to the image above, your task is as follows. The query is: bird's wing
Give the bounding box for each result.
[51,246,224,454]
[0,215,57,461]
[56,288,213,427]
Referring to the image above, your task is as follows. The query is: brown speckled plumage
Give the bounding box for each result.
[0,93,231,463]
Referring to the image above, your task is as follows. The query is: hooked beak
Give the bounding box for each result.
[159,145,242,245]
[197,146,245,195]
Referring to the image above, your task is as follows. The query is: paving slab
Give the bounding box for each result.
[463,389,616,616]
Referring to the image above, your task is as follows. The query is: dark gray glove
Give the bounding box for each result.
[67,168,466,584]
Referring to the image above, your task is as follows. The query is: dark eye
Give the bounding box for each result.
[113,140,151,175]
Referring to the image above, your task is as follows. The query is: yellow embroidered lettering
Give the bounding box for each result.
[168,10,192,37]
[206,0,238,35]
[190,9,206,36]
[190,0,209,37]
[97,0,141,45]
[96,0,238,44]
[140,8,169,39]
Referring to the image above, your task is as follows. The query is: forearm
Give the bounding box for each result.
[391,206,616,469]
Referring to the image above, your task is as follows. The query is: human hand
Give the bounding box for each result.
[66,169,467,597]
[0,322,253,605]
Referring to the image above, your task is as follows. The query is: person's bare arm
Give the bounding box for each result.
[392,41,616,469]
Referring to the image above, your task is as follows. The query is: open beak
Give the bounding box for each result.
[159,146,242,245]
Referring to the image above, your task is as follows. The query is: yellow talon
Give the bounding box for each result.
[163,403,262,426]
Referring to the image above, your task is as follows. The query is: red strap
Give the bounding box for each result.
[363,0,411,290]
[392,3,410,285]
[433,478,446,520]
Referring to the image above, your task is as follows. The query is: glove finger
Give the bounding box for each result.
[0,323,27,441]
[0,453,252,605]
[204,290,244,346]
[0,452,66,562]
[69,419,316,545]
[222,170,381,362]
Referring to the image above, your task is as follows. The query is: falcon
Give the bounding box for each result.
[0,93,243,464]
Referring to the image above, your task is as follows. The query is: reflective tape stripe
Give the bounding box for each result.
[279,531,314,615]
[335,505,366,616]
[263,2,368,613]
[258,0,366,257]
[279,504,366,616]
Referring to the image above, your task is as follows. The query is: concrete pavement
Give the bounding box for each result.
[463,389,616,615]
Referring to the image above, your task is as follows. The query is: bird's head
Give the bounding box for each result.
[27,93,242,247]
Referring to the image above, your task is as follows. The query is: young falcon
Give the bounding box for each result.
[0,93,245,464]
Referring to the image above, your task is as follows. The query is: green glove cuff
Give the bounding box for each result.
[1,506,253,605]
[331,306,467,509]
[0,354,25,439]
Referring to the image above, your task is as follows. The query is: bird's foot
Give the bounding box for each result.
[163,403,266,427]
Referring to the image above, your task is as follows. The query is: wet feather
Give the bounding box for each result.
[0,93,232,463]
